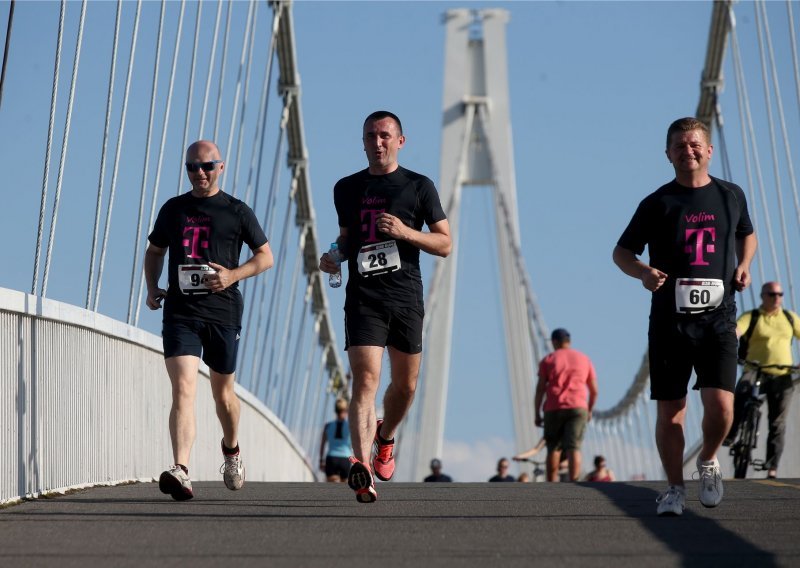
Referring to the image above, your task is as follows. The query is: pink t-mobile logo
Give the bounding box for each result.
[685,227,716,266]
[183,226,210,258]
[361,209,385,243]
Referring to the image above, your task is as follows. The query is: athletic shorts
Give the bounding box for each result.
[648,310,738,400]
[162,320,241,374]
[344,302,424,354]
[544,408,588,452]
[325,456,351,479]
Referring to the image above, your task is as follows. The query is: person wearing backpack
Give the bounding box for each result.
[725,282,800,478]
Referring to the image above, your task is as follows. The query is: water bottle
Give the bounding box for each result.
[328,242,343,288]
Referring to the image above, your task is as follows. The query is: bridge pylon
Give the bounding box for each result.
[403,9,546,482]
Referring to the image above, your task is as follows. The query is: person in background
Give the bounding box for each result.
[489,458,516,482]
[320,399,353,482]
[423,458,453,482]
[584,455,616,482]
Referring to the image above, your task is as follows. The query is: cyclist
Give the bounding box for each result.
[725,281,800,478]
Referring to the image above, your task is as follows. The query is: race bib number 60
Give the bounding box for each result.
[178,264,216,295]
[675,278,724,314]
[357,241,401,278]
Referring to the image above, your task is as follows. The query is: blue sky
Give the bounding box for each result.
[2,1,798,481]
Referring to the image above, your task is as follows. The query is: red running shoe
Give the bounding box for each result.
[347,457,377,503]
[372,419,395,481]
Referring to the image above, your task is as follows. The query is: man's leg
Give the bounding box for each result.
[567,449,582,482]
[347,345,385,464]
[655,398,687,486]
[765,377,793,475]
[698,387,733,462]
[546,449,561,482]
[378,347,422,439]
[165,355,200,466]
[210,369,240,450]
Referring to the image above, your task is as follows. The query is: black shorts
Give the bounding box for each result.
[325,456,351,478]
[648,309,738,400]
[162,320,241,374]
[344,302,423,354]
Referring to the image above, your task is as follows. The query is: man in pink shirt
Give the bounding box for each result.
[534,328,599,482]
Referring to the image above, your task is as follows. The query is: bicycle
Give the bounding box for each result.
[730,360,799,479]
[513,457,546,482]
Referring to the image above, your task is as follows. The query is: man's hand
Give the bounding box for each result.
[641,267,668,292]
[733,265,751,292]
[535,414,544,428]
[206,261,235,292]
[377,212,408,241]
[319,251,339,274]
[146,288,167,310]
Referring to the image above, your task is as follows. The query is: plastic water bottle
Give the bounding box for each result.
[328,242,343,288]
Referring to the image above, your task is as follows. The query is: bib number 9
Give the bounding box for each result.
[178,264,216,295]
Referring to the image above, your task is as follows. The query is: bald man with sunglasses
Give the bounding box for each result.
[726,282,800,478]
[144,140,273,500]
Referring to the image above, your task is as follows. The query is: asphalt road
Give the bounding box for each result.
[2,479,799,567]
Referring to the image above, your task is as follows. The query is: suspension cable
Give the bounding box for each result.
[127,0,166,323]
[754,0,797,311]
[0,0,15,111]
[134,0,186,327]
[32,0,66,295]
[87,0,122,309]
[176,0,203,197]
[788,0,800,134]
[42,0,87,298]
[197,0,222,139]
[212,0,233,141]
[94,0,142,311]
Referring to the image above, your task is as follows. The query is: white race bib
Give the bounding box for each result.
[675,278,724,314]
[357,241,401,278]
[178,264,216,295]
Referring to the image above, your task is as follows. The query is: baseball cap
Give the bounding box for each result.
[430,458,442,469]
[551,328,570,342]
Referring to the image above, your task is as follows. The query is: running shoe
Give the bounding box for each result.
[220,440,245,490]
[656,485,685,516]
[697,456,723,507]
[159,465,194,501]
[347,457,377,503]
[372,419,395,481]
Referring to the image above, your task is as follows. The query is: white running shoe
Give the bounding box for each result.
[220,441,245,490]
[656,485,686,516]
[159,465,194,501]
[697,456,723,507]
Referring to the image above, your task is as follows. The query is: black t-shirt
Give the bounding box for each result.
[488,474,516,482]
[334,166,447,309]
[148,190,268,326]
[617,177,753,319]
[424,473,453,482]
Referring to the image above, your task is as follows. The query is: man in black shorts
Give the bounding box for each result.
[613,117,756,516]
[145,140,273,501]
[318,111,451,502]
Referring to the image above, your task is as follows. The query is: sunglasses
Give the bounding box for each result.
[185,160,222,173]
[766,292,784,297]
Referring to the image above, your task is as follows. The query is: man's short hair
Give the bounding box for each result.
[430,458,442,469]
[551,328,571,343]
[666,117,710,148]
[364,110,403,135]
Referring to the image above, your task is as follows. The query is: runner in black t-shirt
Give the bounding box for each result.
[613,117,757,517]
[144,140,273,501]
[318,111,451,503]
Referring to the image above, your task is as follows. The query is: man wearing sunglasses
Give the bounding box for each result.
[726,282,800,478]
[144,140,273,501]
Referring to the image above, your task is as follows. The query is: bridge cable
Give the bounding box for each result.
[212,0,233,142]
[197,0,222,139]
[753,0,798,311]
[32,0,65,295]
[94,0,142,311]
[788,1,800,133]
[42,0,87,298]
[0,0,15,112]
[126,0,166,324]
[176,0,203,198]
[228,0,258,198]
[133,0,186,327]
[86,0,122,309]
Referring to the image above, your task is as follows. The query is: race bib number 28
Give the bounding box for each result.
[675,278,724,314]
[178,264,216,295]
[357,241,401,278]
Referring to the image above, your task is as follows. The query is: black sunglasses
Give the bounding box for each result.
[185,160,222,173]
[766,292,784,297]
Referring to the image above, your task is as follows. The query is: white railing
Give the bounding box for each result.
[1,287,314,505]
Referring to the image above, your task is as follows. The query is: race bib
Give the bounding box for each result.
[357,241,401,278]
[178,264,216,295]
[675,278,724,314]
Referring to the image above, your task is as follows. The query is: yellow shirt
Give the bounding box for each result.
[736,308,800,375]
